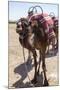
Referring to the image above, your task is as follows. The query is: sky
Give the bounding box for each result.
[9,1,59,21]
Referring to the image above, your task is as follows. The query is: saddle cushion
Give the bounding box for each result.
[29,13,55,39]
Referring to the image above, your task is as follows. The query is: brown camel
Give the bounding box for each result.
[16,17,54,86]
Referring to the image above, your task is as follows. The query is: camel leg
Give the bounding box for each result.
[31,49,37,84]
[52,37,56,55]
[42,53,49,86]
[55,30,58,49]
[26,50,32,65]
[54,30,58,50]
[28,50,31,60]
[37,51,42,75]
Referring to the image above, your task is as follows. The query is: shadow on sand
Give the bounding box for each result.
[12,58,43,88]
[12,48,58,88]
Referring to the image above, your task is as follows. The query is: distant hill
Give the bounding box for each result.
[9,20,17,24]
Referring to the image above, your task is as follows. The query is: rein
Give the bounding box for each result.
[22,35,34,87]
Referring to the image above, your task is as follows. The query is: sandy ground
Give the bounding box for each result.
[8,23,59,88]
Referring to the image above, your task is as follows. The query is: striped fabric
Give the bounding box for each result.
[29,13,55,39]
[29,13,54,25]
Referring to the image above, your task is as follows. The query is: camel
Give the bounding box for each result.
[16,17,56,86]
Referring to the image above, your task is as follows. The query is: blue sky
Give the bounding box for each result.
[9,1,59,21]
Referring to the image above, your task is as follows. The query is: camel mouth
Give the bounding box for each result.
[16,27,23,33]
[16,28,25,38]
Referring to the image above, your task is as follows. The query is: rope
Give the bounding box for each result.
[28,6,37,13]
[28,5,43,15]
[22,39,34,87]
[33,5,43,14]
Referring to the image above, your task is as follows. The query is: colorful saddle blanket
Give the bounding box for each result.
[29,13,55,39]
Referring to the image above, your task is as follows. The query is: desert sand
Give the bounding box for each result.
[8,23,59,88]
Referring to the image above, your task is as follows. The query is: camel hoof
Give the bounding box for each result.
[31,78,37,84]
[43,80,49,86]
